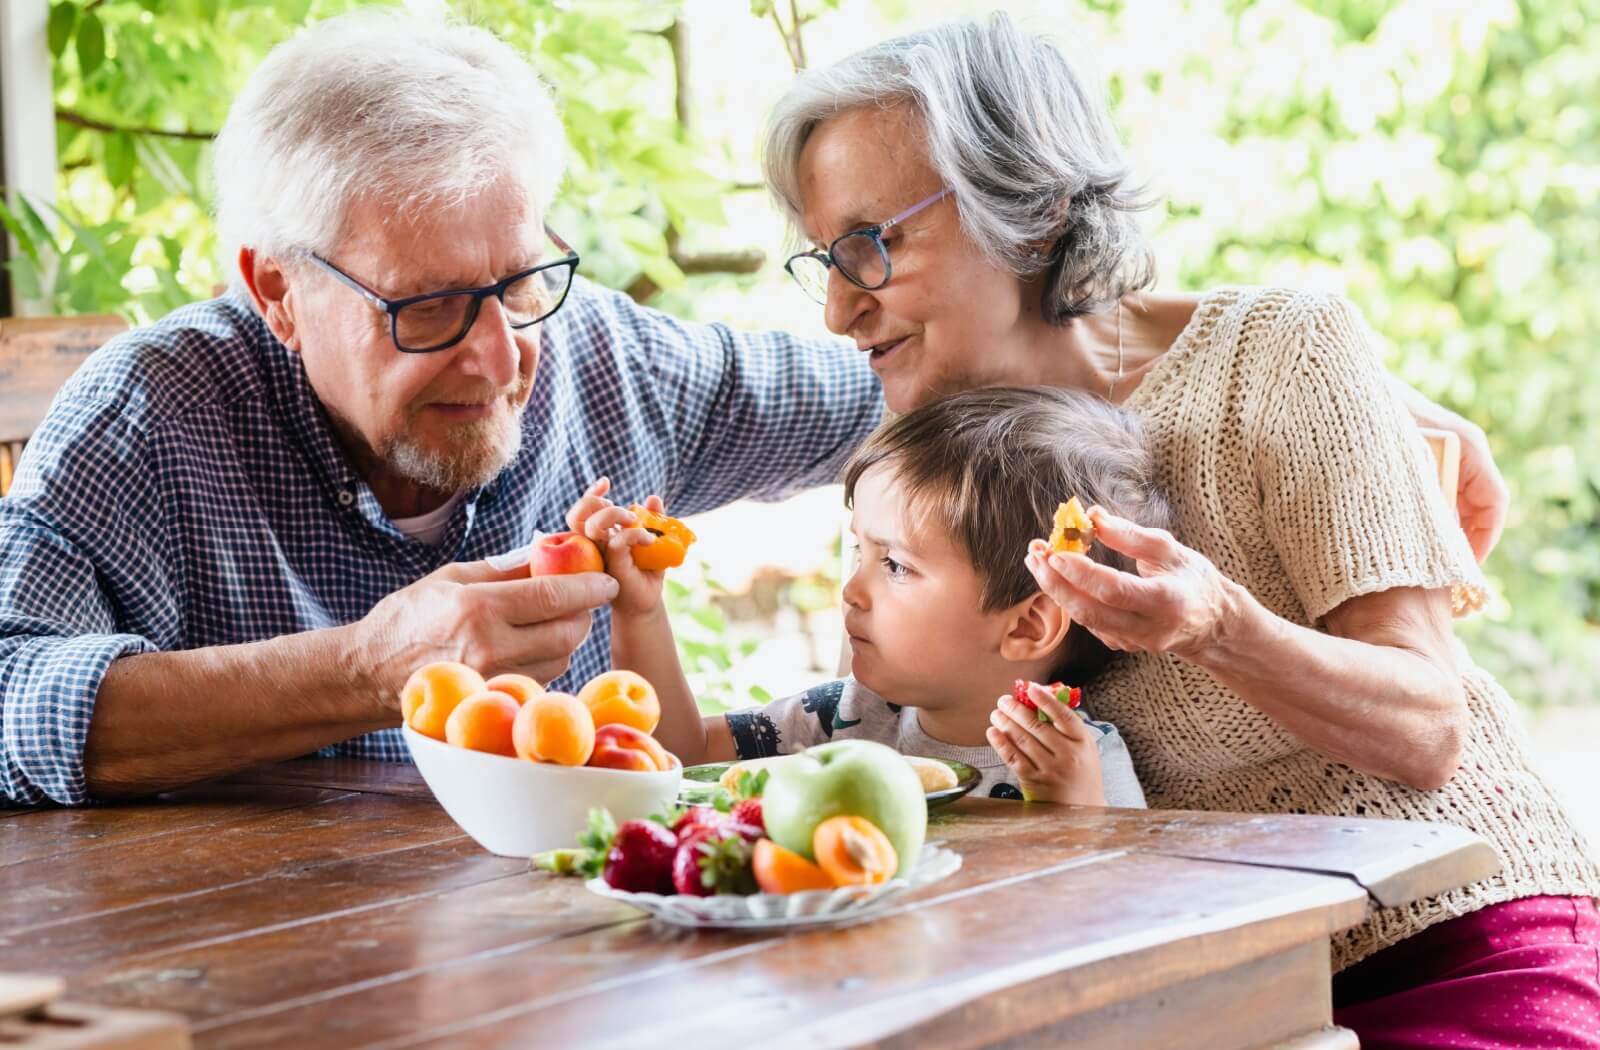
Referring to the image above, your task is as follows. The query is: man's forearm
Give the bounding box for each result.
[84,623,396,798]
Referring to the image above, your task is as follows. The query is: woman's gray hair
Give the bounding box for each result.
[764,13,1155,322]
[213,11,565,280]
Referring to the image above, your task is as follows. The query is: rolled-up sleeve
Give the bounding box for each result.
[1,401,170,807]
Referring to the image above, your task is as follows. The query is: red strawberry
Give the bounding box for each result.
[731,798,765,835]
[672,826,758,896]
[671,806,729,837]
[1010,680,1081,723]
[603,819,678,894]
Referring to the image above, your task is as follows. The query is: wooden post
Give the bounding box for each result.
[0,0,58,318]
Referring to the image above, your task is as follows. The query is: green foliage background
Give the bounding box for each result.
[3,0,1596,706]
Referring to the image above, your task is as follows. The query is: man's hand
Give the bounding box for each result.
[987,683,1106,805]
[355,554,618,709]
[1392,377,1508,562]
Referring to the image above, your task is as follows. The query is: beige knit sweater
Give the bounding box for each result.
[1094,285,1600,971]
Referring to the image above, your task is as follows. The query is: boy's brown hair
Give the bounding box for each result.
[841,386,1171,682]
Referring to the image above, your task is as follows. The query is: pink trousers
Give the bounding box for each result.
[1333,895,1600,1049]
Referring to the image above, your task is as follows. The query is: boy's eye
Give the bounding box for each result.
[880,555,907,578]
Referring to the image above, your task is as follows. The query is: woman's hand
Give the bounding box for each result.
[1391,377,1509,562]
[566,478,669,617]
[986,683,1106,805]
[1023,508,1238,662]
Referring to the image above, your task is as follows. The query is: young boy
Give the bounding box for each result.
[567,386,1169,805]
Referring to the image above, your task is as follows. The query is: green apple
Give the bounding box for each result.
[761,740,927,877]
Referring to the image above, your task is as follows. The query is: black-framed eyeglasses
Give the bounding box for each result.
[783,188,952,305]
[308,226,581,353]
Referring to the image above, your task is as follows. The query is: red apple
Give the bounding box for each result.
[528,531,605,577]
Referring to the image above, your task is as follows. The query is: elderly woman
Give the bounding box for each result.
[762,14,1600,1044]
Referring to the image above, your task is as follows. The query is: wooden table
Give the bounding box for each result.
[1,759,1498,1049]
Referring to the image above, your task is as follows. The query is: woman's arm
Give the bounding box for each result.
[1026,515,1467,792]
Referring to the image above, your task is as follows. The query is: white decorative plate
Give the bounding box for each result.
[584,844,962,929]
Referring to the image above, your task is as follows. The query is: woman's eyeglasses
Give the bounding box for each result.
[784,188,952,305]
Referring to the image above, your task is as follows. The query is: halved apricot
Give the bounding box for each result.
[812,815,898,885]
[753,837,835,894]
[401,662,486,741]
[511,691,595,766]
[444,691,520,756]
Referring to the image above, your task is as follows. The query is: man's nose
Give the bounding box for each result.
[822,270,874,337]
[453,296,520,388]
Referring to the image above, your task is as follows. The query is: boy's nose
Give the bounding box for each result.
[841,566,868,610]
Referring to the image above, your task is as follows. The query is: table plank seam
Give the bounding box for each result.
[0,791,363,870]
[4,831,473,938]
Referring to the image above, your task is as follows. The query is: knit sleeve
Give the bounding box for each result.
[1252,293,1488,621]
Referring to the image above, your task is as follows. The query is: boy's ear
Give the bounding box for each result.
[998,592,1073,663]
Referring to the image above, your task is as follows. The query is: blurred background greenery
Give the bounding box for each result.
[3,0,1596,712]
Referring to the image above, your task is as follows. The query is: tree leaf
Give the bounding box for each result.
[76,12,107,78]
[47,2,78,59]
[104,133,137,190]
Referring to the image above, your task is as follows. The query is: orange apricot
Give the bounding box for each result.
[812,815,899,885]
[625,505,696,572]
[484,673,543,706]
[401,661,486,742]
[753,838,836,894]
[578,670,661,734]
[511,691,595,766]
[587,723,674,772]
[443,690,520,756]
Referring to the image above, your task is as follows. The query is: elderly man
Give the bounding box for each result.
[0,14,881,806]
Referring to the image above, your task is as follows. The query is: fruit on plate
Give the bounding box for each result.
[672,825,758,896]
[443,690,520,756]
[512,691,596,766]
[483,673,542,705]
[578,670,661,734]
[760,739,926,877]
[752,837,834,894]
[813,815,897,886]
[603,818,678,894]
[588,724,675,772]
[625,504,697,572]
[528,531,606,577]
[401,661,486,741]
[1048,496,1094,554]
[1011,679,1083,725]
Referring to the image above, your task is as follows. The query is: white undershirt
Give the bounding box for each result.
[391,492,466,546]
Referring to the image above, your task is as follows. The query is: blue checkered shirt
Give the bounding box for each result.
[0,278,882,805]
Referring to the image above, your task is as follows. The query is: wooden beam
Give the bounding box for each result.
[0,0,57,318]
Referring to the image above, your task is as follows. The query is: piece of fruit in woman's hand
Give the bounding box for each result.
[1047,496,1094,554]
[603,819,678,894]
[1010,679,1082,724]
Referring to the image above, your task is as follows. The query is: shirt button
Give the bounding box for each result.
[338,490,355,507]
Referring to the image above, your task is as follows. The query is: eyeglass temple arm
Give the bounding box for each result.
[881,187,953,231]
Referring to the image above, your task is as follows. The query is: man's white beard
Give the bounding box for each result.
[383,414,523,493]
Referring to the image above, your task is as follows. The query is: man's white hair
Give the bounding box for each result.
[764,13,1154,323]
[213,11,565,278]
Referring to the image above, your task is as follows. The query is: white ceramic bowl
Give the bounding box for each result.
[403,725,683,858]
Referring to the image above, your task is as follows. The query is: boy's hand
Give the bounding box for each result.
[566,478,668,617]
[986,683,1106,805]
